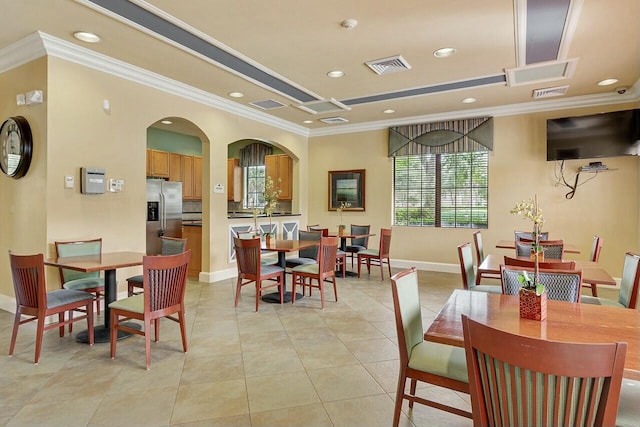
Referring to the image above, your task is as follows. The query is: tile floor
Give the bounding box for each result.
[0,268,621,427]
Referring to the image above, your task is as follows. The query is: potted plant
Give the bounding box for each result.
[336,201,351,235]
[511,195,547,320]
[263,176,281,244]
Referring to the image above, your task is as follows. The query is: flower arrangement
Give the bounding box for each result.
[252,208,261,236]
[336,201,351,234]
[510,195,545,295]
[263,176,281,237]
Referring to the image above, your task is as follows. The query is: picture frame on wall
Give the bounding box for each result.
[328,169,365,211]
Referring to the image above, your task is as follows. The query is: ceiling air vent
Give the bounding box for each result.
[250,99,286,110]
[295,98,351,114]
[365,55,412,75]
[505,59,578,87]
[532,85,569,99]
[320,116,349,124]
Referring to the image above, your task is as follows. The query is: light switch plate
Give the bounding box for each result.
[213,183,224,193]
[64,176,74,189]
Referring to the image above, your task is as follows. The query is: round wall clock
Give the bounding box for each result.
[0,116,33,179]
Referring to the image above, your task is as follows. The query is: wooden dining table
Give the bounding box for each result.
[476,254,616,287]
[260,239,319,303]
[45,251,145,343]
[495,239,581,254]
[425,289,640,380]
[328,232,376,276]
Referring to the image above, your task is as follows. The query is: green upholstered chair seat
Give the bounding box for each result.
[109,294,144,314]
[291,263,319,274]
[286,257,316,268]
[47,289,95,309]
[408,340,468,383]
[618,379,640,427]
[261,265,285,276]
[63,277,105,291]
[580,295,625,308]
[358,248,379,257]
[471,284,502,294]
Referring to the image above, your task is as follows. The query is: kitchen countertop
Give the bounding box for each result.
[227,212,301,219]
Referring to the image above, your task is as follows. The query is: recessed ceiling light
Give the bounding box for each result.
[327,70,345,78]
[160,120,172,125]
[341,18,358,30]
[433,47,456,58]
[303,120,314,124]
[597,78,618,86]
[229,92,244,98]
[73,31,101,43]
[383,109,395,114]
[462,97,477,104]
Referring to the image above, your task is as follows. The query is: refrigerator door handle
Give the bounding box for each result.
[159,191,166,234]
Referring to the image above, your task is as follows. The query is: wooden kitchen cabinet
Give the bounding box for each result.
[147,149,170,178]
[227,158,239,201]
[181,155,202,200]
[169,152,182,182]
[265,154,293,200]
[182,225,202,278]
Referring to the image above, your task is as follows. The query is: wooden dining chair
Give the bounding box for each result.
[584,235,604,296]
[457,242,502,293]
[291,236,339,308]
[472,231,500,281]
[501,265,582,302]
[54,238,104,318]
[127,236,187,296]
[306,227,346,277]
[357,228,392,280]
[515,239,564,259]
[514,230,549,241]
[346,224,371,267]
[582,252,640,309]
[234,237,284,311]
[390,268,471,426]
[109,250,191,370]
[503,255,576,270]
[9,252,95,364]
[461,314,626,427]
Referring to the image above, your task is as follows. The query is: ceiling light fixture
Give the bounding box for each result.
[433,47,456,58]
[341,19,358,30]
[160,120,172,125]
[462,97,477,104]
[383,109,395,114]
[73,31,101,43]
[597,78,618,86]
[327,70,344,78]
[228,92,244,98]
[303,120,314,124]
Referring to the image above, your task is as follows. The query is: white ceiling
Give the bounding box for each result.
[1,0,639,136]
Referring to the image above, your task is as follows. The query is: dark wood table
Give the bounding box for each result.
[328,232,376,276]
[477,254,616,286]
[425,289,640,380]
[261,239,319,303]
[496,239,581,254]
[45,251,145,343]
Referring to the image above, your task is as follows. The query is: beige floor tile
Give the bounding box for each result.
[181,353,245,384]
[344,337,398,363]
[294,341,359,370]
[6,396,103,427]
[251,403,333,427]
[88,386,177,427]
[363,360,401,393]
[171,379,249,425]
[107,356,183,392]
[245,371,320,413]
[171,414,252,427]
[242,348,305,377]
[324,394,398,427]
[308,364,385,402]
[239,330,294,353]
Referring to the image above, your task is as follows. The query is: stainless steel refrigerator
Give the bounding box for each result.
[146,179,182,255]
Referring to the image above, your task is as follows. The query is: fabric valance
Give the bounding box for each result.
[240,143,273,167]
[388,117,493,157]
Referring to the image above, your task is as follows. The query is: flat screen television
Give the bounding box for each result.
[546,109,640,161]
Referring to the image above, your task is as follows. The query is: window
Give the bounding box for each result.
[243,165,266,209]
[393,152,488,228]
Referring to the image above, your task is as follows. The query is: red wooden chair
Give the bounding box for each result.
[357,228,392,279]
[109,250,191,370]
[291,236,339,309]
[9,252,95,364]
[233,237,284,311]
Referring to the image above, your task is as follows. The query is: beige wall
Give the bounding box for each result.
[309,107,640,277]
[0,57,308,305]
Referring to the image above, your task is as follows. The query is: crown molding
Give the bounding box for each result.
[0,32,47,74]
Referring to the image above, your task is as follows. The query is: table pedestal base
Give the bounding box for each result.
[262,291,303,304]
[76,322,142,344]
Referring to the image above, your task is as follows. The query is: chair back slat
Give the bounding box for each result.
[500,266,582,302]
[379,228,392,257]
[619,252,640,309]
[350,224,370,247]
[318,236,338,275]
[234,237,262,279]
[298,230,321,259]
[161,237,187,255]
[54,238,102,283]
[590,236,603,262]
[515,240,564,259]
[9,252,46,309]
[462,315,626,427]
[473,231,485,264]
[143,250,191,313]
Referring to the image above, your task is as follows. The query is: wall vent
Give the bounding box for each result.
[505,59,578,86]
[320,116,349,124]
[365,55,412,75]
[532,85,569,99]
[250,99,286,110]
